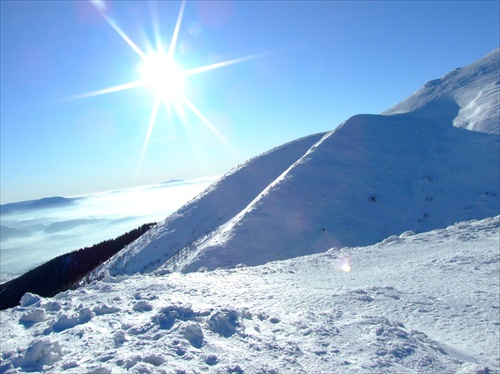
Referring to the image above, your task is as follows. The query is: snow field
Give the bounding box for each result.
[1,216,498,373]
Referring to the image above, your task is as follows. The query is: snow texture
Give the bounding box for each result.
[0,216,498,373]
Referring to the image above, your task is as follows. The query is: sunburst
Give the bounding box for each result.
[71,0,261,178]
[140,52,184,103]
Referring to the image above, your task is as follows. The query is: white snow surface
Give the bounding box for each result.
[96,132,326,276]
[1,216,499,373]
[384,48,499,134]
[96,48,499,276]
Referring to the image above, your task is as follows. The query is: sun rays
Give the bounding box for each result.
[72,0,259,179]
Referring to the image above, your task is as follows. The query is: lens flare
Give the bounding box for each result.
[341,261,352,273]
[330,253,352,273]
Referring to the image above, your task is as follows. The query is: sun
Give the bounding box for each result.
[139,52,185,103]
[70,1,264,179]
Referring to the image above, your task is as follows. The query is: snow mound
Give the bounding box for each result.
[207,308,243,337]
[19,293,41,308]
[10,338,63,372]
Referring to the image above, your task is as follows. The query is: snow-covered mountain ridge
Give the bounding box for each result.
[1,216,498,373]
[94,132,326,276]
[384,48,499,134]
[97,48,499,277]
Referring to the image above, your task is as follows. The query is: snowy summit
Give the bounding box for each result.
[0,49,499,373]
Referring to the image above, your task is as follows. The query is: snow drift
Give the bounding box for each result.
[96,48,499,277]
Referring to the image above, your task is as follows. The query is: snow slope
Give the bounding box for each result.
[97,132,325,276]
[384,48,500,134]
[97,48,499,276]
[1,216,498,373]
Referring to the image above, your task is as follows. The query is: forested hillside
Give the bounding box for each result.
[0,223,155,310]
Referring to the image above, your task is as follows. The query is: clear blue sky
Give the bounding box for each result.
[1,1,498,204]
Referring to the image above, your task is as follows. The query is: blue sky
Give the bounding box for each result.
[1,1,498,204]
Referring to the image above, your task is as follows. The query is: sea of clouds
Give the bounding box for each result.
[0,178,215,283]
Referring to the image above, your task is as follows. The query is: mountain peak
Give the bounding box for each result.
[384,48,499,134]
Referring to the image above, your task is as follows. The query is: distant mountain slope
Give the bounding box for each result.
[0,196,78,214]
[97,49,499,277]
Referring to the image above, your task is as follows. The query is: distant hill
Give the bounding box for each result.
[0,196,79,214]
[0,225,27,240]
[160,179,185,185]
